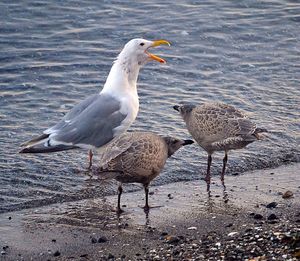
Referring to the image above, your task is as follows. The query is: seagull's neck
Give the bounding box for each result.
[101,57,140,98]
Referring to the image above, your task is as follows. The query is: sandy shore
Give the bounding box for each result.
[0,163,299,260]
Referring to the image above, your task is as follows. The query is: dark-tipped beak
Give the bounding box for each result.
[183,139,194,146]
[173,105,180,112]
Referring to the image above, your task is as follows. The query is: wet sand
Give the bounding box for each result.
[0,163,299,260]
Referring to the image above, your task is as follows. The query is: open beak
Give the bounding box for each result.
[183,139,194,146]
[146,40,170,64]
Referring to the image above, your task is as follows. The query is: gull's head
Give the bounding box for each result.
[173,104,196,121]
[118,38,170,67]
[163,137,194,157]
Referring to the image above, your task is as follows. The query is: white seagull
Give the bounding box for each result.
[20,38,170,168]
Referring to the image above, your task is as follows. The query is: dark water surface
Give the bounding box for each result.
[0,0,299,213]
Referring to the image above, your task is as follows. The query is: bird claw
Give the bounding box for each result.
[143,205,150,213]
[87,163,92,170]
[83,169,93,178]
[116,208,124,216]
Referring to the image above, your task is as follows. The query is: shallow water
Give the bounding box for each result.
[0,0,299,213]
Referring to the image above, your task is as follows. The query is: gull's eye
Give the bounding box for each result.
[139,42,145,46]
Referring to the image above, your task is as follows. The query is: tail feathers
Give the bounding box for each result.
[19,144,78,153]
[21,133,50,147]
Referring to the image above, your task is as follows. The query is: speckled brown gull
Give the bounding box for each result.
[173,102,267,195]
[94,131,194,213]
[19,39,170,169]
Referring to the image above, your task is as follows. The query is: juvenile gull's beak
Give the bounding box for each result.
[146,39,170,64]
[183,139,194,146]
[173,105,180,112]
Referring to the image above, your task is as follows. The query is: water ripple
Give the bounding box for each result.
[0,0,299,213]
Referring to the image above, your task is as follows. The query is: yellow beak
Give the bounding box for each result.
[146,39,171,64]
[151,39,171,48]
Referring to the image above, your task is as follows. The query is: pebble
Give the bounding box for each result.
[91,237,98,244]
[53,250,60,257]
[98,236,108,243]
[187,226,197,230]
[282,191,293,199]
[142,222,298,260]
[268,220,278,224]
[107,253,114,259]
[268,214,278,220]
[253,214,264,220]
[266,202,278,208]
[165,236,180,244]
[191,243,198,248]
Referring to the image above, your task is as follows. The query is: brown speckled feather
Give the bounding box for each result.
[95,132,193,212]
[174,102,267,195]
[99,132,169,185]
[182,103,258,153]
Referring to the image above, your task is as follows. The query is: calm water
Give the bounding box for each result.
[0,0,299,213]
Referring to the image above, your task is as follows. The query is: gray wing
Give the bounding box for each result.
[45,94,99,133]
[48,93,127,148]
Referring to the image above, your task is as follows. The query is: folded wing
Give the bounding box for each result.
[20,93,127,153]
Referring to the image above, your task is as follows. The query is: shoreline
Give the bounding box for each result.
[0,163,299,260]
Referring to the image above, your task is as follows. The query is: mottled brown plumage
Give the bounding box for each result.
[94,132,193,213]
[174,102,267,195]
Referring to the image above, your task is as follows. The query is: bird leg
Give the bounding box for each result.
[143,184,150,213]
[221,153,228,184]
[117,184,124,214]
[205,154,212,196]
[88,149,93,169]
[221,152,229,203]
